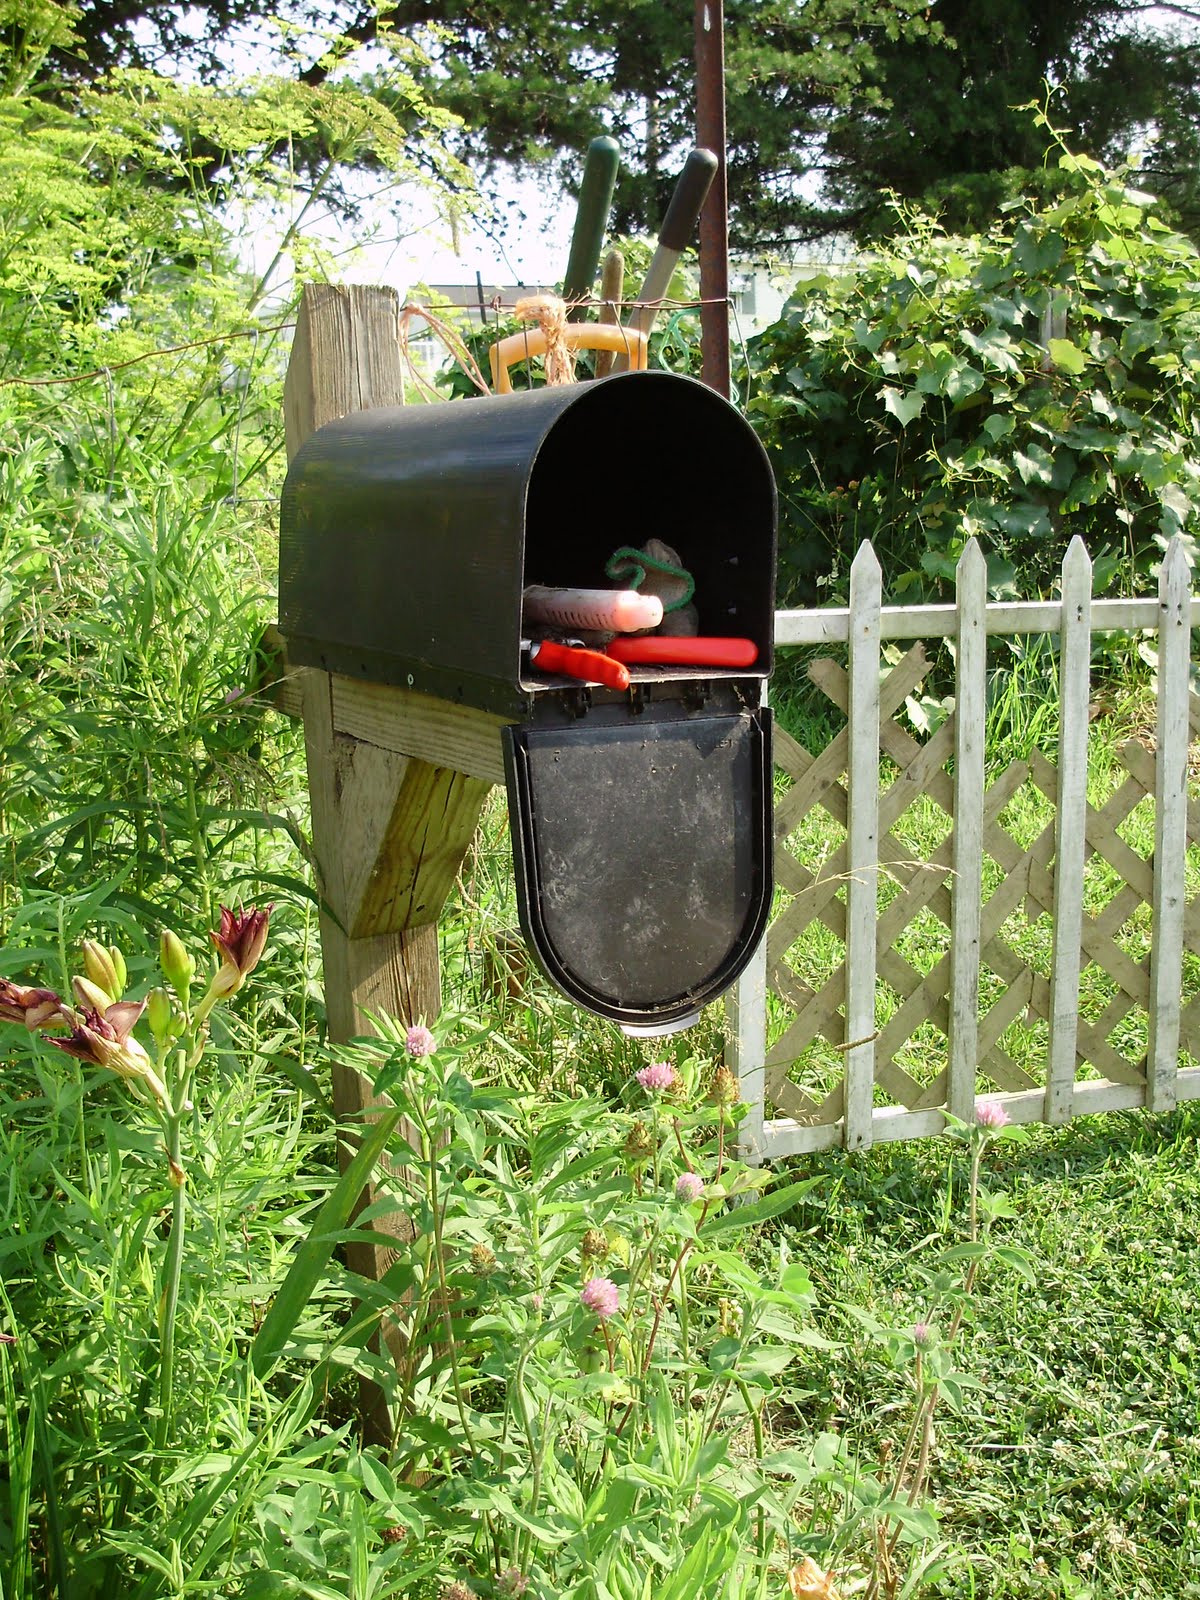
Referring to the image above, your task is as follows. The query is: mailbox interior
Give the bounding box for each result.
[518,375,776,698]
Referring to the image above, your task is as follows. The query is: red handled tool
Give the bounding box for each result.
[606,636,758,669]
[526,639,631,691]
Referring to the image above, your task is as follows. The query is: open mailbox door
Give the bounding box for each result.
[505,700,773,1033]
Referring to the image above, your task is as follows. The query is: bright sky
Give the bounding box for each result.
[145,11,577,302]
[315,175,576,295]
[207,12,583,302]
[233,131,580,305]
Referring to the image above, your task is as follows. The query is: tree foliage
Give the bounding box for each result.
[815,0,1200,243]
[47,0,1200,250]
[49,0,943,246]
[0,0,472,371]
[745,128,1200,607]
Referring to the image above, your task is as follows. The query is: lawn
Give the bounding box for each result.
[781,1105,1200,1598]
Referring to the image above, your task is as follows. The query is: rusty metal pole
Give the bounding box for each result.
[695,0,730,397]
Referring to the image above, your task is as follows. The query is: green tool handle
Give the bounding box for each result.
[657,147,719,254]
[562,136,620,321]
[593,247,626,378]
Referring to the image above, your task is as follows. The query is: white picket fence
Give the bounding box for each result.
[730,534,1198,1162]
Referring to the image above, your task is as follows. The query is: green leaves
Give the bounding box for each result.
[1013,443,1056,486]
[699,1177,824,1237]
[250,1106,403,1379]
[880,386,927,427]
[748,146,1200,606]
[1047,337,1087,374]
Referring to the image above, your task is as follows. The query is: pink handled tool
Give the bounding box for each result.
[523,585,663,634]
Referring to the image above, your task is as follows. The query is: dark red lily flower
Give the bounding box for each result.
[50,999,166,1102]
[0,980,65,1031]
[52,1002,144,1068]
[209,904,272,999]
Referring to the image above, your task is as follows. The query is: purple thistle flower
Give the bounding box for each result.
[912,1320,933,1349]
[675,1171,704,1204]
[406,1024,437,1058]
[636,1061,677,1093]
[580,1276,619,1320]
[975,1099,1011,1131]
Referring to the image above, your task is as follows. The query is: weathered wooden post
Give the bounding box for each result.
[281,283,494,1439]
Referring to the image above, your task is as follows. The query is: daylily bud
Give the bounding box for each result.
[81,941,122,1002]
[107,945,127,996]
[73,975,115,1015]
[160,930,195,1001]
[207,905,272,1001]
[146,987,174,1044]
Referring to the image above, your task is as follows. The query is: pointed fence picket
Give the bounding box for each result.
[731,536,1200,1161]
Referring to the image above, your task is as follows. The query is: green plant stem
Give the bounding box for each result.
[872,1133,993,1598]
[601,1321,616,1374]
[639,1240,692,1377]
[155,1110,186,1458]
[182,765,214,927]
[425,1115,478,1464]
[513,1362,555,1575]
[734,1376,768,1562]
[246,147,350,314]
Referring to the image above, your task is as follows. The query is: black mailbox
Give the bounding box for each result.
[280,371,777,1034]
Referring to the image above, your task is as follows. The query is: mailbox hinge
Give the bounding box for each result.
[560,687,592,719]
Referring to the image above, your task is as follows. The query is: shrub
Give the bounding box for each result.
[746,129,1200,608]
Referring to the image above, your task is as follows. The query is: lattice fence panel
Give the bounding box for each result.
[729,535,1198,1158]
[759,651,1200,1137]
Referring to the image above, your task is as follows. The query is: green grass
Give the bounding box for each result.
[440,754,1200,1597]
[776,1106,1200,1597]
